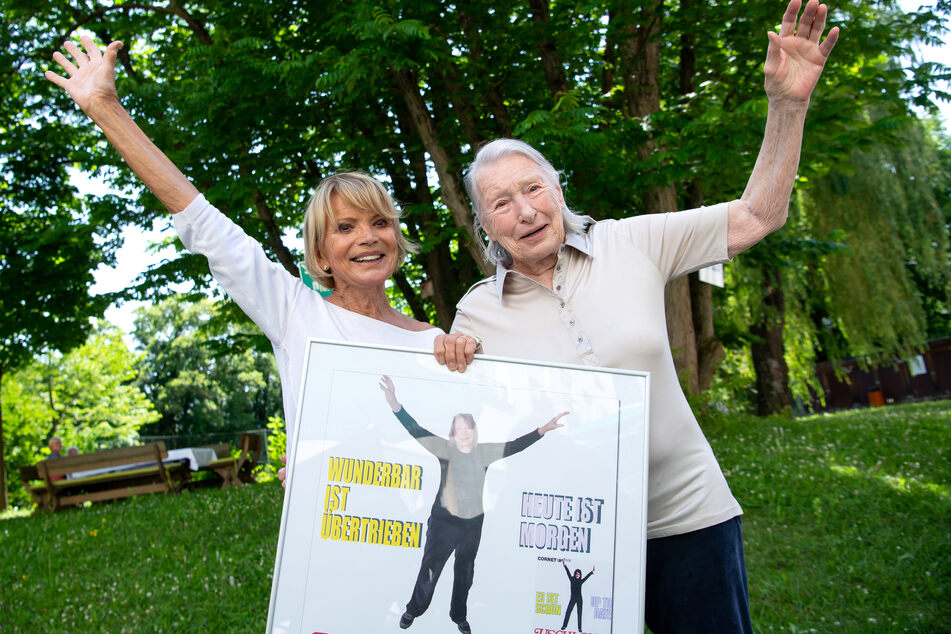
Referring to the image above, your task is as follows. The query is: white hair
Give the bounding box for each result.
[463,138,592,266]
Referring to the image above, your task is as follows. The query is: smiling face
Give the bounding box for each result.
[477,154,566,285]
[450,414,478,453]
[314,192,400,294]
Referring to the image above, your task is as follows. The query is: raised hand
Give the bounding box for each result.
[764,0,839,104]
[45,36,123,115]
[379,375,401,411]
[538,411,569,436]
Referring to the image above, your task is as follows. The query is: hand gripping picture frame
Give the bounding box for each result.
[267,340,650,634]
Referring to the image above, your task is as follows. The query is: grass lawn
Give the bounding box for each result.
[1,400,948,632]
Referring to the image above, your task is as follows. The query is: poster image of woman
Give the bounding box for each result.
[561,559,595,632]
[379,375,567,634]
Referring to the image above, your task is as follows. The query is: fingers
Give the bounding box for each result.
[80,35,102,60]
[819,26,839,58]
[51,50,77,76]
[808,3,828,43]
[764,31,783,74]
[44,69,69,89]
[433,334,449,367]
[278,466,287,488]
[64,40,90,68]
[437,333,480,373]
[779,0,801,38]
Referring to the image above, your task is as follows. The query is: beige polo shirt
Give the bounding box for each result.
[452,203,742,539]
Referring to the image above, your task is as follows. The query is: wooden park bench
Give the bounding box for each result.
[19,442,190,512]
[194,433,263,489]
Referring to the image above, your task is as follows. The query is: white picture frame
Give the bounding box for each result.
[267,339,650,634]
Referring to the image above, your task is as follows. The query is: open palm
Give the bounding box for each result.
[45,36,123,113]
[764,0,839,103]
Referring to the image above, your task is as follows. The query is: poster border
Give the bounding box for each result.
[266,338,650,633]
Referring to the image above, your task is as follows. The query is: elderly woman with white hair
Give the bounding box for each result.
[434,1,839,631]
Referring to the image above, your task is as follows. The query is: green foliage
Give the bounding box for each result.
[1,401,947,631]
[1,326,158,506]
[254,415,287,484]
[800,116,951,362]
[4,0,949,417]
[132,295,283,438]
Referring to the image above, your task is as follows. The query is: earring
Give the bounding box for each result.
[322,265,330,272]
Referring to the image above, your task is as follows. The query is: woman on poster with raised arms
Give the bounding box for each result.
[379,375,567,634]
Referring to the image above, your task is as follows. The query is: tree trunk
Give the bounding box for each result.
[684,182,724,392]
[751,271,792,415]
[387,104,480,329]
[392,68,492,277]
[251,188,300,278]
[527,0,571,101]
[456,0,512,136]
[613,0,701,394]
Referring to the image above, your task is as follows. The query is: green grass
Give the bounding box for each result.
[708,400,950,633]
[1,400,948,632]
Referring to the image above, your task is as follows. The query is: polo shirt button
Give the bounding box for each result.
[556,285,562,291]
[577,336,583,343]
[560,302,565,308]
[569,320,575,326]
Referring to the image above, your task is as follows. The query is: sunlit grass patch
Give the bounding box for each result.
[708,399,950,632]
[1,400,948,632]
[0,483,283,632]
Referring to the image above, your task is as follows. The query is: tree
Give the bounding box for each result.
[0,5,128,508]
[6,0,948,423]
[132,295,283,439]
[1,326,157,507]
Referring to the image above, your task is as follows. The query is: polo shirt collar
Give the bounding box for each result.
[494,229,594,304]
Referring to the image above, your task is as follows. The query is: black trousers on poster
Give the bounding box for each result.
[561,594,583,631]
[405,512,484,623]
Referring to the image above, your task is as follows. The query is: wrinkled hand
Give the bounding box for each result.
[278,454,287,488]
[45,36,123,114]
[433,333,480,373]
[538,411,569,436]
[379,375,401,411]
[764,0,839,104]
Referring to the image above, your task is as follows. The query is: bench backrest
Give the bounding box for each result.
[239,433,263,463]
[198,443,232,459]
[19,464,39,484]
[37,442,168,480]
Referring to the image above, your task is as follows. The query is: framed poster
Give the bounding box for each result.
[267,340,650,634]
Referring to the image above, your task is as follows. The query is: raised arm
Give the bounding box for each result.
[727,0,839,257]
[45,36,199,213]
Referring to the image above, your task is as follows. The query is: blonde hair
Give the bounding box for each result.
[303,172,417,289]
